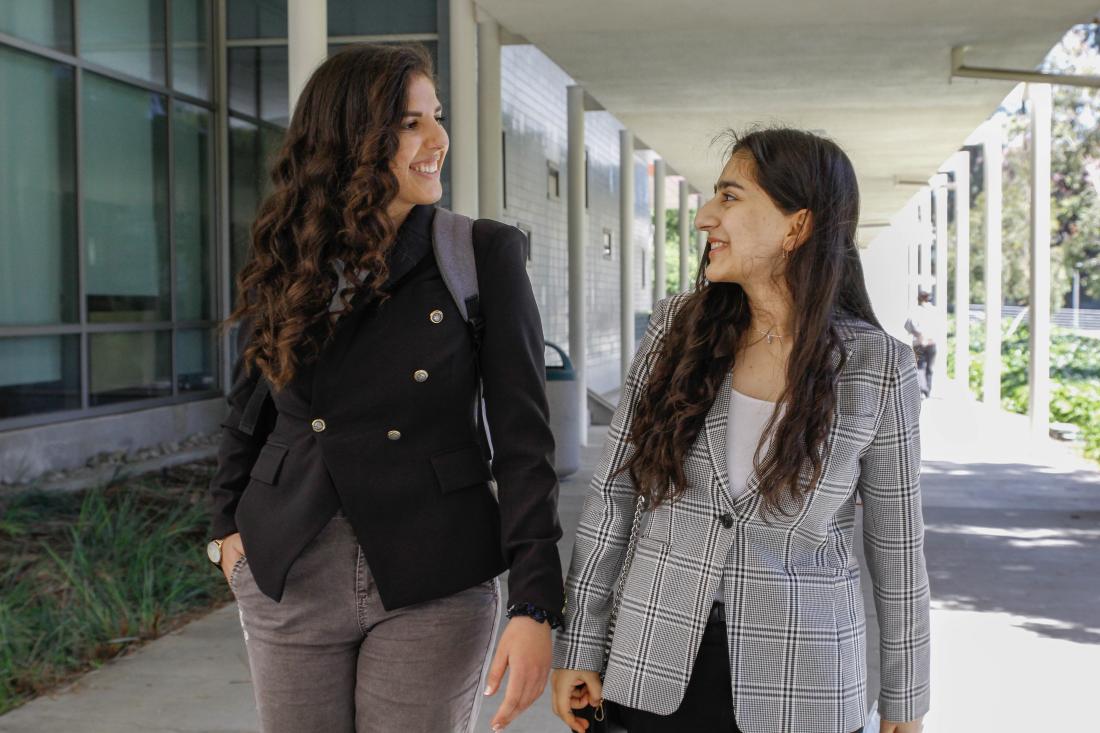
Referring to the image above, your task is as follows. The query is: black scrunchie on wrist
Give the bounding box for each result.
[506,602,564,630]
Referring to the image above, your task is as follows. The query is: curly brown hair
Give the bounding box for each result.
[622,128,881,513]
[228,44,435,390]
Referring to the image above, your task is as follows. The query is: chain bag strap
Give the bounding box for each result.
[591,492,646,724]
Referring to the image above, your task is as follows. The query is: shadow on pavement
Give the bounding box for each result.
[921,460,1100,646]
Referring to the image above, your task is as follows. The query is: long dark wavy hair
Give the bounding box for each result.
[622,127,881,513]
[228,44,435,389]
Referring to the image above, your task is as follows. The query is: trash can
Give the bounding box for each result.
[545,341,580,478]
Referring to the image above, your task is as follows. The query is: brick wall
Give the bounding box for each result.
[501,45,654,394]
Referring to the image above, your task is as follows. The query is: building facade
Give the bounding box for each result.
[0,0,669,483]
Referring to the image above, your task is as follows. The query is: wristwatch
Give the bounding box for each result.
[206,538,224,566]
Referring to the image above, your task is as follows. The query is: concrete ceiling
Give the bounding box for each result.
[476,0,1099,229]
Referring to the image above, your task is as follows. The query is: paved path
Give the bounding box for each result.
[2,393,1097,732]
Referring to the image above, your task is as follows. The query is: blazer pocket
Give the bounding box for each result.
[431,444,493,493]
[249,442,289,484]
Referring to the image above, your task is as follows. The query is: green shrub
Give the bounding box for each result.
[0,464,228,714]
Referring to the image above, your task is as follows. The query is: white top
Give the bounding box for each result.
[726,388,778,500]
[717,388,779,603]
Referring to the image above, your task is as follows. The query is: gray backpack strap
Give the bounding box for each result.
[431,207,478,323]
[431,207,492,461]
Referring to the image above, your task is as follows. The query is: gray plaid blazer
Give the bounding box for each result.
[553,294,931,733]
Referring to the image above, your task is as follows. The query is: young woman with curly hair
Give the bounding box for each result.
[206,44,561,733]
[552,128,930,733]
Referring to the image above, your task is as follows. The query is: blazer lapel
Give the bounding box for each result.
[719,322,860,511]
[704,371,735,508]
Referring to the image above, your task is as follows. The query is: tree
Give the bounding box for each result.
[961,26,1100,310]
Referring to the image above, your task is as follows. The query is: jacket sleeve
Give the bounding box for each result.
[207,321,277,540]
[552,296,671,672]
[475,223,564,615]
[859,338,931,722]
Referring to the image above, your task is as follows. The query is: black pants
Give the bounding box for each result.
[612,603,864,733]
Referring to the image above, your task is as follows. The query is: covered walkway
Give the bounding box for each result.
[1,394,1096,732]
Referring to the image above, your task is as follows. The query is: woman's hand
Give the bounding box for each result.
[881,717,923,733]
[551,668,603,733]
[218,532,246,584]
[484,616,552,731]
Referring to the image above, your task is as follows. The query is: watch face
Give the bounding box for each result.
[206,540,221,565]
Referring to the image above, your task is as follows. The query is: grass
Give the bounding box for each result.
[0,461,230,715]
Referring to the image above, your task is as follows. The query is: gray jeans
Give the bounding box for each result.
[230,513,501,733]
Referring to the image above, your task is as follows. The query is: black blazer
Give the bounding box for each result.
[208,205,564,614]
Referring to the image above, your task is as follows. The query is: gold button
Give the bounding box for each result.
[429,309,444,324]
[387,430,402,441]
[311,418,326,433]
[413,369,429,383]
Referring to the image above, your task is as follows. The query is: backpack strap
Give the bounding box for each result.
[431,207,492,460]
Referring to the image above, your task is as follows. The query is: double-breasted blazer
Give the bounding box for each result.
[208,205,564,614]
[553,294,931,733]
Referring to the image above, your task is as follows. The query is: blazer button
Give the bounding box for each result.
[311,418,326,433]
[429,309,444,324]
[413,369,429,383]
[387,429,402,441]
[718,512,734,529]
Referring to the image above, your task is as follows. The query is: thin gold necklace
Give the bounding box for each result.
[753,325,785,344]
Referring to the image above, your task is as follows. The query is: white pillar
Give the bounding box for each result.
[652,159,666,306]
[287,0,327,114]
[476,15,502,221]
[906,200,920,311]
[567,86,588,443]
[983,121,1004,408]
[1028,83,1052,437]
[448,0,478,217]
[620,130,635,381]
[933,175,949,347]
[678,180,690,293]
[951,150,971,389]
[918,187,933,295]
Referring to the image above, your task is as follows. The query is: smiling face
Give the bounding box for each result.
[695,152,809,287]
[387,74,448,222]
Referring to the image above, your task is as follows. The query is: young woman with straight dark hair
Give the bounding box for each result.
[206,44,562,733]
[552,128,929,733]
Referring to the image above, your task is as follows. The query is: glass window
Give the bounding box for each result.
[172,0,211,99]
[176,328,216,392]
[0,46,77,326]
[228,45,289,125]
[0,0,73,51]
[229,118,282,301]
[227,0,286,39]
[0,335,80,419]
[79,0,166,84]
[82,73,170,323]
[328,0,436,36]
[174,102,213,321]
[89,330,171,405]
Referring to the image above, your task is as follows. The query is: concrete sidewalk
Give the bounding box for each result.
[1,395,1097,732]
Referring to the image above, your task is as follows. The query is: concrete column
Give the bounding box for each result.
[983,121,1004,407]
[678,180,690,292]
[567,86,588,443]
[652,159,666,305]
[933,175,949,347]
[1028,83,1053,437]
[918,187,933,295]
[619,130,635,381]
[906,200,920,311]
[287,0,327,114]
[476,16,502,221]
[951,150,971,388]
[448,0,478,217]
